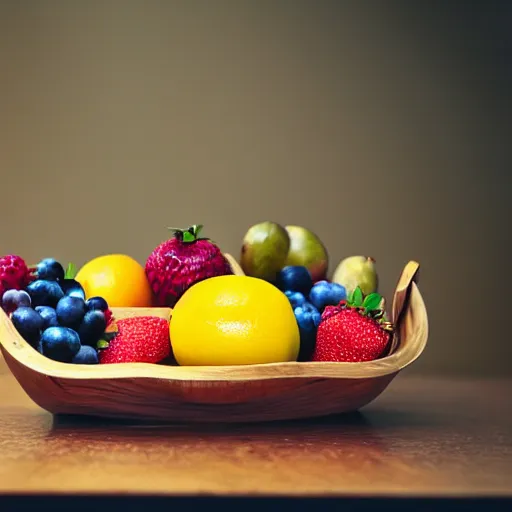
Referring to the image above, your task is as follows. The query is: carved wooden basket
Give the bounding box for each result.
[0,257,428,423]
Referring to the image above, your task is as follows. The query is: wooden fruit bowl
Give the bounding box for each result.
[0,259,428,423]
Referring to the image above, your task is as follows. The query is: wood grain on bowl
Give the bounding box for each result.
[0,259,428,423]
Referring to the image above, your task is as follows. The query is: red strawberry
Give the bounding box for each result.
[0,255,34,299]
[98,316,170,364]
[145,224,233,307]
[312,287,393,363]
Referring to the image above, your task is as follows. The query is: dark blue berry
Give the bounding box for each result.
[2,289,31,312]
[56,296,86,329]
[77,309,107,346]
[329,283,347,303]
[36,258,65,281]
[59,279,86,299]
[41,326,81,363]
[11,306,43,347]
[284,290,307,309]
[26,279,64,308]
[35,306,59,329]
[72,345,99,364]
[294,302,321,361]
[85,296,109,312]
[276,266,314,295]
[309,281,346,312]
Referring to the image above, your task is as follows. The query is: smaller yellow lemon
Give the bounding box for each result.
[170,275,300,366]
[75,254,154,307]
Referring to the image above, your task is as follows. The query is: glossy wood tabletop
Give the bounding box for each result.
[0,359,511,500]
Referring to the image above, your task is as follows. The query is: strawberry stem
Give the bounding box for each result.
[380,322,394,332]
[167,224,204,243]
[344,286,394,332]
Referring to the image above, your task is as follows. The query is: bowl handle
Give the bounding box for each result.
[388,260,421,355]
[224,253,245,276]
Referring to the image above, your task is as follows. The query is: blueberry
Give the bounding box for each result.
[35,306,59,329]
[11,306,43,347]
[40,326,81,363]
[294,302,322,329]
[59,278,86,299]
[308,281,330,310]
[294,302,322,361]
[284,290,307,309]
[36,258,65,281]
[309,281,346,312]
[72,345,99,364]
[56,296,86,329]
[2,289,31,313]
[26,279,64,308]
[329,283,347,304]
[85,296,109,312]
[276,266,314,295]
[78,309,107,346]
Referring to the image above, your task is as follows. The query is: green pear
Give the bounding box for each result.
[332,255,378,296]
[284,225,328,282]
[240,221,290,281]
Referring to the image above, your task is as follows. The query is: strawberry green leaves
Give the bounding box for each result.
[64,262,78,280]
[168,224,206,243]
[348,287,364,307]
[96,339,110,350]
[348,286,382,313]
[345,286,392,331]
[182,231,196,242]
[363,292,382,313]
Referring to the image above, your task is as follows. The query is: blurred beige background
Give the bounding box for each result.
[0,1,510,376]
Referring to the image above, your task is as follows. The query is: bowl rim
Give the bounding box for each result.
[0,282,428,382]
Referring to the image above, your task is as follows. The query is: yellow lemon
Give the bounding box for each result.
[169,275,300,365]
[75,254,154,307]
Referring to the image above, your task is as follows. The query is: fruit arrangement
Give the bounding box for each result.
[1,222,395,368]
[239,221,386,362]
[1,256,112,364]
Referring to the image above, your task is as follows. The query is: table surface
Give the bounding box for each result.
[0,359,511,500]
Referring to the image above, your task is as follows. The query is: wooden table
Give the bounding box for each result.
[0,360,511,510]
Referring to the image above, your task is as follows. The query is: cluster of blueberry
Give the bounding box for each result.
[276,266,346,361]
[2,258,110,364]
